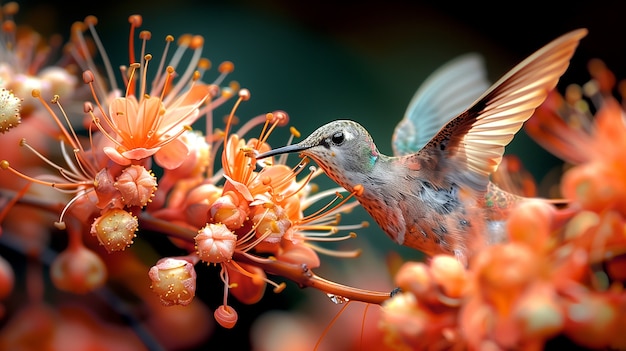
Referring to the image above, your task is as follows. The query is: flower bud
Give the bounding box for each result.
[214,304,238,329]
[115,164,157,207]
[50,245,107,294]
[195,223,237,264]
[149,257,197,306]
[209,192,249,230]
[251,204,290,243]
[90,208,138,253]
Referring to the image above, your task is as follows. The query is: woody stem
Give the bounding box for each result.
[2,191,393,305]
[138,212,392,305]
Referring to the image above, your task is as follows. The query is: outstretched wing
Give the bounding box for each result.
[418,28,587,190]
[392,53,490,156]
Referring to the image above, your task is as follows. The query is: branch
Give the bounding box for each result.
[138,212,392,305]
[1,191,393,305]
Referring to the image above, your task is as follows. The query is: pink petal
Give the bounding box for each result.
[103,146,132,166]
[109,96,139,134]
[122,147,160,160]
[154,138,189,169]
[223,175,254,202]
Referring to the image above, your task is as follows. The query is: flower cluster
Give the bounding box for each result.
[0,4,370,347]
[379,60,626,350]
[3,3,625,350]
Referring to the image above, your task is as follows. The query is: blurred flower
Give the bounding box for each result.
[378,59,626,350]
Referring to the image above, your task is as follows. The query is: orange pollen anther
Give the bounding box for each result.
[84,15,98,26]
[353,184,364,196]
[2,21,15,33]
[128,14,142,27]
[139,30,151,40]
[178,34,192,46]
[189,35,204,49]
[71,21,87,34]
[82,70,95,83]
[238,89,250,101]
[198,58,211,70]
[219,61,235,74]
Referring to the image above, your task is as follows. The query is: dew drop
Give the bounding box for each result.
[326,293,349,304]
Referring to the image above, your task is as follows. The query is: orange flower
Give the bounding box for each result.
[83,59,212,169]
[74,15,237,170]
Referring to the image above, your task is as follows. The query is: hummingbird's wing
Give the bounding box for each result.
[417,28,587,191]
[392,53,490,156]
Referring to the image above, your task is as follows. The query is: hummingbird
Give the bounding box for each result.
[255,29,587,264]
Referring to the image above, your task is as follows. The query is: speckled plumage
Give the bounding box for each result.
[257,29,587,263]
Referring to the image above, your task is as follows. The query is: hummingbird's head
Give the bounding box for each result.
[256,120,380,188]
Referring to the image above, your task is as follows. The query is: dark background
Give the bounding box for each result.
[7,1,626,350]
[16,0,626,178]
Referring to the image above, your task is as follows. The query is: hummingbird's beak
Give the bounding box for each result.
[255,143,311,160]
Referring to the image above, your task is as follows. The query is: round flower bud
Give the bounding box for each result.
[148,257,197,306]
[214,304,238,329]
[90,208,138,253]
[50,245,107,294]
[195,223,237,264]
[114,164,157,207]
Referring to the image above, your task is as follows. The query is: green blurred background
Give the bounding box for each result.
[7,0,626,349]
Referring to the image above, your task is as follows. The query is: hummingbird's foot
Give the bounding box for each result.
[390,287,402,297]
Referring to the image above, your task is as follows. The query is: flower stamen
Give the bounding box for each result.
[228,259,286,293]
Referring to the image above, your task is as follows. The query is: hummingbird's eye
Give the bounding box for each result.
[331,132,345,145]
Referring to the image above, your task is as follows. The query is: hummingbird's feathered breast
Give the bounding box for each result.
[355,155,481,259]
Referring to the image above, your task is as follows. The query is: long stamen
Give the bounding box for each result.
[214,61,235,87]
[137,41,151,99]
[259,112,288,146]
[228,259,286,293]
[299,185,363,225]
[59,142,88,182]
[314,302,353,351]
[298,220,369,235]
[84,15,117,94]
[49,96,98,178]
[123,63,141,147]
[163,34,190,74]
[220,266,230,306]
[83,101,125,150]
[127,15,142,82]
[304,232,357,242]
[256,158,310,194]
[236,207,272,252]
[151,35,175,93]
[305,242,361,258]
[19,139,83,183]
[300,186,349,210]
[148,72,204,145]
[31,91,80,150]
[162,35,204,105]
[278,127,300,166]
[0,160,89,190]
[54,188,95,230]
[82,71,126,151]
[222,89,251,176]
